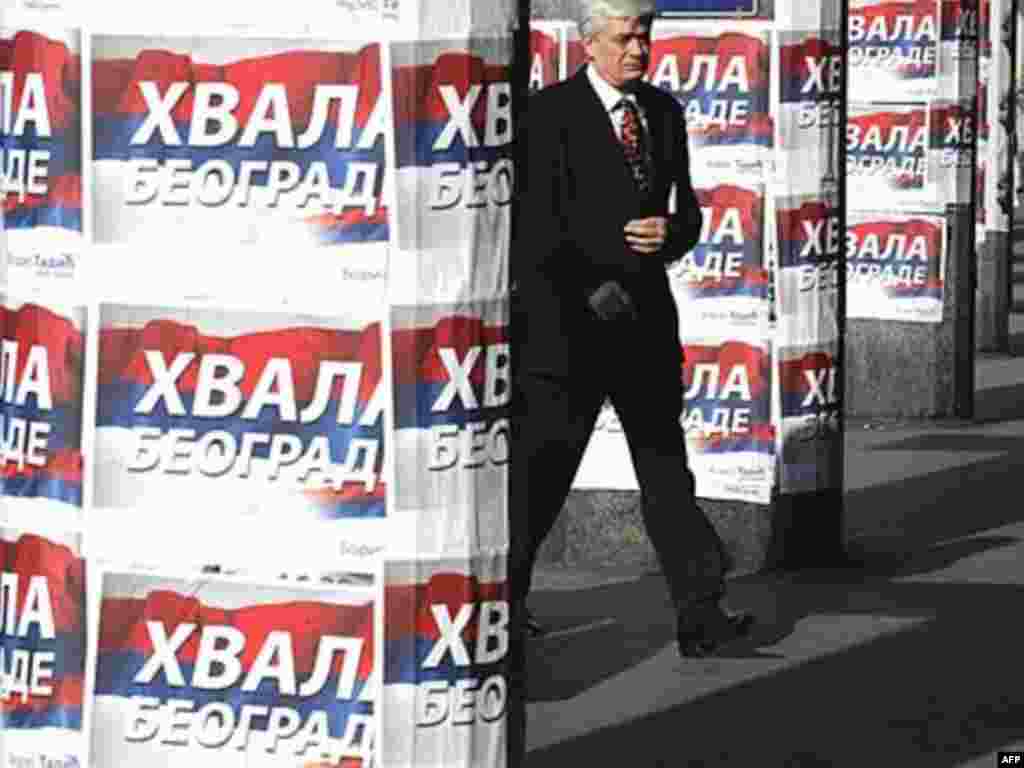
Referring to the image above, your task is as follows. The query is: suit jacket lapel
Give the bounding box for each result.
[568,70,636,194]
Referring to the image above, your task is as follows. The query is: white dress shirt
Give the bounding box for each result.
[586,63,649,141]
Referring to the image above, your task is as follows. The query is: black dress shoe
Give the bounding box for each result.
[677,604,754,658]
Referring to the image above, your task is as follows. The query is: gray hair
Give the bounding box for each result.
[578,0,656,39]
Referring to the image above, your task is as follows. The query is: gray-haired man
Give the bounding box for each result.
[512,0,754,660]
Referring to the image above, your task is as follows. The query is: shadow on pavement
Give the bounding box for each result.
[846,435,1024,547]
[526,535,1024,766]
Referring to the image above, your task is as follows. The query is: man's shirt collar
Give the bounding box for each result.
[586,64,639,114]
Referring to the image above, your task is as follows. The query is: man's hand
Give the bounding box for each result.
[625,216,670,254]
[588,281,638,321]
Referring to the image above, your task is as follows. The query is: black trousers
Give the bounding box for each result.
[510,328,729,614]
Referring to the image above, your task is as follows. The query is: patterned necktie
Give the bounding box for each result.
[618,98,650,194]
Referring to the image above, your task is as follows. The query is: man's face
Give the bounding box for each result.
[584,15,652,90]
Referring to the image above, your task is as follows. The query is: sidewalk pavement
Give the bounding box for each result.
[523,349,1024,767]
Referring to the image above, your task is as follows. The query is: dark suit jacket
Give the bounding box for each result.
[513,67,702,377]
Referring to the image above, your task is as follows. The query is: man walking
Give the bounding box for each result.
[511,0,754,661]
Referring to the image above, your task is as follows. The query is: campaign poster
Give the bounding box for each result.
[0,528,86,767]
[777,342,841,493]
[0,298,85,516]
[938,0,982,94]
[847,103,934,209]
[681,338,775,504]
[90,572,375,767]
[847,211,946,322]
[848,0,941,101]
[390,301,508,557]
[1,24,83,283]
[928,99,975,204]
[92,303,386,523]
[91,36,389,249]
[390,39,512,306]
[775,29,843,197]
[648,22,773,177]
[380,555,507,768]
[774,193,840,346]
[529,23,561,92]
[941,0,983,47]
[668,181,769,337]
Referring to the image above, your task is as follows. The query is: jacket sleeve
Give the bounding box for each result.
[662,110,702,263]
[512,93,571,289]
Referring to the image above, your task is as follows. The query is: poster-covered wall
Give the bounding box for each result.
[1,1,514,766]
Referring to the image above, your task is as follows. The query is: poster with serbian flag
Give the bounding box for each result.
[529,22,561,92]
[777,342,841,493]
[775,29,843,197]
[390,300,508,557]
[681,338,775,503]
[0,25,81,234]
[92,304,386,528]
[1,23,83,284]
[847,211,946,322]
[928,99,974,205]
[647,22,772,177]
[847,103,934,209]
[0,527,85,768]
[380,555,507,768]
[90,572,375,767]
[669,181,769,337]
[774,192,840,346]
[938,0,982,93]
[389,39,512,306]
[91,36,389,249]
[848,0,941,101]
[0,298,85,517]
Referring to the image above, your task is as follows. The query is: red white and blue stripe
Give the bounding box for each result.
[649,29,773,148]
[0,529,85,731]
[96,306,385,519]
[91,38,387,244]
[0,303,84,508]
[682,341,774,455]
[94,575,374,750]
[1,29,82,233]
[681,184,768,301]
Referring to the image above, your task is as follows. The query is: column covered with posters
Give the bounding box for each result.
[843,0,978,414]
[0,1,515,766]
